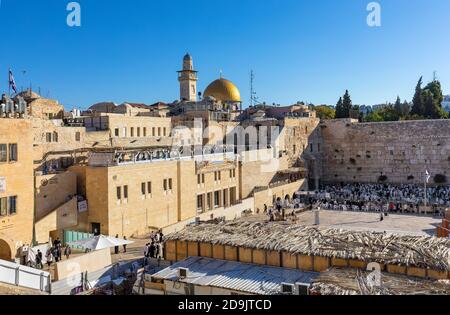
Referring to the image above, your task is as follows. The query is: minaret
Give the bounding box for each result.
[178,53,198,102]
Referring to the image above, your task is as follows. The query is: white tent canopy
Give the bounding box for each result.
[68,235,134,251]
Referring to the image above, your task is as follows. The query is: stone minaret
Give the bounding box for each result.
[178,53,198,102]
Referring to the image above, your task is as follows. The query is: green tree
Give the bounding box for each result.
[381,105,400,121]
[335,97,344,118]
[394,96,402,116]
[411,77,424,117]
[314,105,336,120]
[342,90,352,118]
[365,110,384,122]
[423,80,445,119]
[401,100,410,116]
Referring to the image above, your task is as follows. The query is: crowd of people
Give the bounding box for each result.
[143,230,164,264]
[259,183,450,221]
[32,238,72,269]
[314,184,450,206]
[302,183,450,215]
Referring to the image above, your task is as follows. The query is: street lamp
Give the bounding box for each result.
[424,170,431,209]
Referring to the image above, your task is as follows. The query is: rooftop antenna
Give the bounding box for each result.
[250,70,260,107]
[433,71,438,82]
[219,69,223,79]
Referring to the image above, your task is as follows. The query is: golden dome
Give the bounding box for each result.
[204,78,241,102]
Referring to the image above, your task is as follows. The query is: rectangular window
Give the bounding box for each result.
[53,132,58,143]
[163,128,167,136]
[214,191,220,208]
[46,133,52,143]
[197,174,201,185]
[163,179,167,191]
[168,178,173,190]
[197,195,203,211]
[158,127,161,137]
[310,144,313,153]
[9,144,18,162]
[207,193,212,210]
[147,182,152,195]
[116,187,122,200]
[0,144,7,162]
[0,197,7,216]
[115,128,119,137]
[123,185,128,199]
[137,127,141,137]
[143,127,147,137]
[202,174,205,183]
[8,196,17,215]
[141,182,146,195]
[131,128,134,137]
[152,127,156,136]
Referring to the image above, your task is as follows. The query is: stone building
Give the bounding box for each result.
[0,118,34,260]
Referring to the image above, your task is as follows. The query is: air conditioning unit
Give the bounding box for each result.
[281,283,294,295]
[295,282,310,295]
[178,267,189,279]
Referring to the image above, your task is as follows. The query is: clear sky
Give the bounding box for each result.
[0,0,449,109]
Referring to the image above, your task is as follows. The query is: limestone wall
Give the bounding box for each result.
[35,172,77,220]
[0,119,34,260]
[35,197,78,244]
[321,119,450,184]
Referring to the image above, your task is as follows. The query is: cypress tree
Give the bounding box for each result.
[411,77,424,117]
[342,90,352,118]
[335,97,344,118]
[394,96,402,116]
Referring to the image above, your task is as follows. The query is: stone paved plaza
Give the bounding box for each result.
[295,210,441,236]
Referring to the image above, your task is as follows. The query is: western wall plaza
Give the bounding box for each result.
[0,1,449,303]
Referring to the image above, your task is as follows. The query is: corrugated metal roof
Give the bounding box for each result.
[151,257,318,295]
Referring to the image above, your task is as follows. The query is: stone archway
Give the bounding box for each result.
[0,239,12,261]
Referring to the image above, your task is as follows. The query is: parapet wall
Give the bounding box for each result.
[320,119,450,185]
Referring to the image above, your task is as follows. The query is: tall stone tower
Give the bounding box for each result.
[178,53,198,102]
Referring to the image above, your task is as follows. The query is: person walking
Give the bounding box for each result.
[123,236,127,253]
[46,248,54,268]
[149,242,156,258]
[114,234,119,254]
[157,242,163,260]
[64,245,72,260]
[36,250,43,269]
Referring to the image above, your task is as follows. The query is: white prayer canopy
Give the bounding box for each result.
[68,235,134,251]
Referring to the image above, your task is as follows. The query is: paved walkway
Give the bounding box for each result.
[294,210,440,236]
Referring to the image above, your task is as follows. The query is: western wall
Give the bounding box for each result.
[319,119,450,185]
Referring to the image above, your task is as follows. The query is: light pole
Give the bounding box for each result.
[424,170,430,209]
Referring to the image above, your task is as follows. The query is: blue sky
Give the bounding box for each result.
[0,0,449,109]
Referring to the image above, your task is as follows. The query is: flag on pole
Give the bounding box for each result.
[9,69,17,94]
[425,170,431,183]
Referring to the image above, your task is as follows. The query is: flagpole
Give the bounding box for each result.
[424,170,428,209]
[8,69,11,97]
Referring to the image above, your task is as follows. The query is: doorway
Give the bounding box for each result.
[0,239,12,261]
[91,223,101,236]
